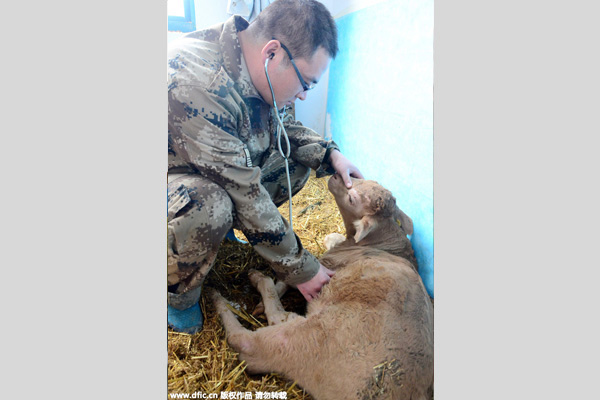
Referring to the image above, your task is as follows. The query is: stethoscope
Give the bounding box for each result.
[265,54,295,229]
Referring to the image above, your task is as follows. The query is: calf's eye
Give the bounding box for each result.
[348,195,353,204]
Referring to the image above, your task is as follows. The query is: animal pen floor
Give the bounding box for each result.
[168,172,346,399]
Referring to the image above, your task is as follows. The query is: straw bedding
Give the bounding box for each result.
[167,172,345,399]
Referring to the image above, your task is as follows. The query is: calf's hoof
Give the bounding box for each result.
[324,232,346,251]
[248,269,268,287]
[206,287,224,305]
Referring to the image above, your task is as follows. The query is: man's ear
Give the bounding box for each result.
[353,215,378,243]
[394,207,413,235]
[261,39,281,63]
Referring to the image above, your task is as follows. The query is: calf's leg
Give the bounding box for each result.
[207,288,255,355]
[208,287,292,375]
[251,280,288,317]
[248,270,299,325]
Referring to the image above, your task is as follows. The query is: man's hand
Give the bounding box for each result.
[329,149,364,188]
[296,263,335,302]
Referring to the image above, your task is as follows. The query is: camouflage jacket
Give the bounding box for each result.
[167,16,339,286]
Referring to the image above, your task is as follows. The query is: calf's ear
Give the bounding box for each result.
[353,216,378,243]
[394,207,413,235]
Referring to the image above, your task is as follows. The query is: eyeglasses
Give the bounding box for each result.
[274,39,316,92]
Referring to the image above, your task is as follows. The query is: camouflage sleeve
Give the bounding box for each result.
[169,82,320,286]
[281,117,340,178]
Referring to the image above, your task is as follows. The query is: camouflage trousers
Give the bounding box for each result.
[167,151,310,309]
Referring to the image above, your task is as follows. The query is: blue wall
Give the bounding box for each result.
[327,0,434,296]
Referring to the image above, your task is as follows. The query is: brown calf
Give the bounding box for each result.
[209,175,433,400]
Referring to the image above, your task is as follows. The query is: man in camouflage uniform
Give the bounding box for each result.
[167,0,363,333]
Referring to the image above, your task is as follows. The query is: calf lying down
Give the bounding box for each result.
[209,175,433,400]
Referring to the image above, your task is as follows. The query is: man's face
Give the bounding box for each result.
[266,46,331,108]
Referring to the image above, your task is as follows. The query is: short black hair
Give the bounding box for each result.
[250,0,338,60]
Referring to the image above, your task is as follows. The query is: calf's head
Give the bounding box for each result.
[328,174,413,243]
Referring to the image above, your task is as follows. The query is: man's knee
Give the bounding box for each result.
[167,175,234,285]
[168,176,234,235]
[198,182,235,234]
